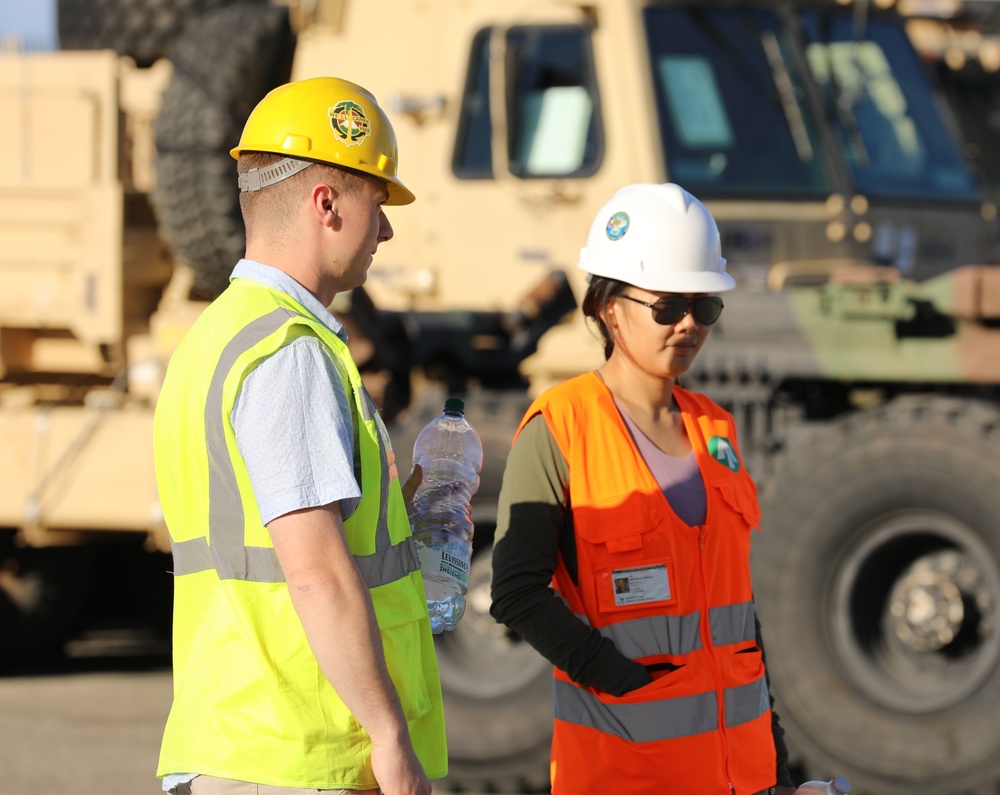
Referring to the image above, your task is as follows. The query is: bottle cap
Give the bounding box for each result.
[444,397,465,414]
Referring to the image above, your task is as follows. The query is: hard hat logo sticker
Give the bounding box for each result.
[328,100,371,147]
[606,211,630,241]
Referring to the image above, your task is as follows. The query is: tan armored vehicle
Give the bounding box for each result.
[4,1,1000,792]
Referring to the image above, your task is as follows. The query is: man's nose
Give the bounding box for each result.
[379,209,393,242]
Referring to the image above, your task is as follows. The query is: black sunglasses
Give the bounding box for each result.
[619,294,725,326]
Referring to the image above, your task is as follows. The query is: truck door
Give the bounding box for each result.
[445,18,614,382]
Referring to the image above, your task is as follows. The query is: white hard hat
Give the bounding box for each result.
[577,183,735,293]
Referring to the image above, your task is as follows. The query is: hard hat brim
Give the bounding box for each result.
[385,177,415,206]
[579,262,736,293]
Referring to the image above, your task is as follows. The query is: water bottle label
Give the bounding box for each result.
[418,540,469,585]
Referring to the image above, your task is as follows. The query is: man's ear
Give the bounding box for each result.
[311,183,339,228]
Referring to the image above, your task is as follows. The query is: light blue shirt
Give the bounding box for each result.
[162,259,362,792]
[229,259,362,524]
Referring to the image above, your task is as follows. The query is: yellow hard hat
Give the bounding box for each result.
[230,76,415,205]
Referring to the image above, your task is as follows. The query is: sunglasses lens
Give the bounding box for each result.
[693,297,724,325]
[650,296,724,325]
[652,297,690,325]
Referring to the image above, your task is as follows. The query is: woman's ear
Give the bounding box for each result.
[604,301,618,329]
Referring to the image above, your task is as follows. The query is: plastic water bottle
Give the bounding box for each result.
[795,776,851,794]
[408,397,483,633]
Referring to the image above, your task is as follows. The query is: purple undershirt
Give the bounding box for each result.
[616,403,707,527]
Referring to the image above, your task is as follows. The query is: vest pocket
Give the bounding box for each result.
[714,478,762,530]
[598,657,702,706]
[381,618,433,721]
[372,576,433,721]
[719,643,766,690]
[594,558,678,613]
[575,508,653,550]
[576,501,676,616]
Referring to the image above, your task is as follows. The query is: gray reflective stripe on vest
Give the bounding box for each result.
[554,677,716,742]
[725,675,771,728]
[352,386,420,588]
[710,601,756,647]
[553,673,769,742]
[172,307,417,586]
[574,601,754,658]
[595,612,703,658]
[204,308,293,582]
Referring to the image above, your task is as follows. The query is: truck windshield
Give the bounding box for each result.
[644,7,829,197]
[801,11,980,202]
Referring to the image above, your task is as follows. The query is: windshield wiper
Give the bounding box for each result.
[826,48,871,170]
[760,28,814,162]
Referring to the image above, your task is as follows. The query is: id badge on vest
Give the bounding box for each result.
[596,559,677,611]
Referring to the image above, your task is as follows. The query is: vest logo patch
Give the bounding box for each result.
[708,436,740,472]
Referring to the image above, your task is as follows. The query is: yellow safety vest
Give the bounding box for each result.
[154,278,447,789]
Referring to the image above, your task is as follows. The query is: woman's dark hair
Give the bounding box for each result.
[581,276,629,360]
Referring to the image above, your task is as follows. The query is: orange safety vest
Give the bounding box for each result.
[517,372,776,795]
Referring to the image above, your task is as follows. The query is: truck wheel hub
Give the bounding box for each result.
[889,566,964,651]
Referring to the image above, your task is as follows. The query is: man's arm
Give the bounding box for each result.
[268,502,430,795]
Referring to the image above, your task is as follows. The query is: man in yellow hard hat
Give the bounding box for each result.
[153,77,446,795]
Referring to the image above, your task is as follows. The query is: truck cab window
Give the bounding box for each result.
[453,25,602,179]
[801,11,980,202]
[644,7,829,197]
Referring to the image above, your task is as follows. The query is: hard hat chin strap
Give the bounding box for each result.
[237,157,314,193]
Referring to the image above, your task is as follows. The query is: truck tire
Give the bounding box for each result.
[0,537,95,663]
[152,2,295,298]
[56,0,239,66]
[435,548,553,793]
[754,396,1000,794]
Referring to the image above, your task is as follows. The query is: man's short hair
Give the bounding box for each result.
[237,152,368,238]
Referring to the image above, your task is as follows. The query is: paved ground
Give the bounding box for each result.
[0,648,173,794]
[0,631,499,795]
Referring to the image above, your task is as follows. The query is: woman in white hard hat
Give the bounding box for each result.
[490,184,795,795]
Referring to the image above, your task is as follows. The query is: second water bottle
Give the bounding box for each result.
[795,776,851,794]
[408,398,483,633]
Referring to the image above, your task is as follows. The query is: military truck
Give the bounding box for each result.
[907,0,1000,206]
[4,0,1000,792]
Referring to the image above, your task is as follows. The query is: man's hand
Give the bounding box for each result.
[371,736,432,795]
[401,464,422,511]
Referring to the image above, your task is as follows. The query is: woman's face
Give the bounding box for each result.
[604,288,715,379]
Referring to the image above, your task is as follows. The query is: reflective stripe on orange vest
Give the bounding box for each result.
[574,600,756,657]
[554,671,770,741]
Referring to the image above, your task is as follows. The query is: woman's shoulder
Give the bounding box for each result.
[519,372,606,441]
[674,383,730,418]
[533,371,604,409]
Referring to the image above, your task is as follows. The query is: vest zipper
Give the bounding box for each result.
[696,520,735,790]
